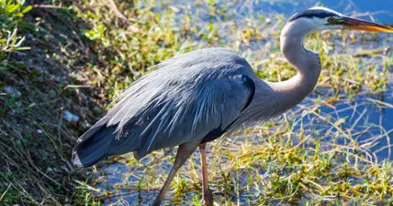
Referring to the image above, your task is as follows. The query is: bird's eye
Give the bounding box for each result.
[327,17,336,24]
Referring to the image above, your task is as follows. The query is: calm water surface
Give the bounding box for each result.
[243,0,393,23]
[94,0,393,204]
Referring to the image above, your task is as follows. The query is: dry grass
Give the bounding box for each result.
[1,0,393,205]
[79,1,393,205]
[1,0,100,204]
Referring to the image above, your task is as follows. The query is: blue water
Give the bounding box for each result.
[224,0,393,23]
[205,0,393,159]
[301,88,393,160]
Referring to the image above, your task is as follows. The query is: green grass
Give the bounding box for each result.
[0,0,97,205]
[1,0,393,205]
[79,1,393,205]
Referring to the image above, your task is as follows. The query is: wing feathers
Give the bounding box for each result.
[72,48,257,165]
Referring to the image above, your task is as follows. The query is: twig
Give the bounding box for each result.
[102,0,130,25]
[63,84,92,90]
[101,0,139,32]
[352,47,393,57]
[366,98,393,108]
[32,3,63,9]
[74,180,101,192]
[0,183,12,201]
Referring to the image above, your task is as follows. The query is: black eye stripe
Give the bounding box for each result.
[289,9,339,22]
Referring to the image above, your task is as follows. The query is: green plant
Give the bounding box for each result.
[0,0,31,66]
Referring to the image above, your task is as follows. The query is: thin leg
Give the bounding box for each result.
[153,142,198,206]
[200,143,213,206]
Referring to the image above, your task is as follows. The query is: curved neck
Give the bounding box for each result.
[236,21,323,126]
[265,21,321,113]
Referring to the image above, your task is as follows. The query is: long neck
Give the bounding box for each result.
[248,22,321,120]
[266,23,321,112]
[234,22,322,128]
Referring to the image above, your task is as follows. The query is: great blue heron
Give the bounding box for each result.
[72,7,393,205]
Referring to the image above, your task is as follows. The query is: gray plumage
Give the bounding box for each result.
[70,6,393,205]
[73,48,275,166]
[72,10,329,166]
[73,6,331,166]
[289,7,341,22]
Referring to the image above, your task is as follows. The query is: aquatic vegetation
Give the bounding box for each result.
[1,0,393,205]
[78,1,393,205]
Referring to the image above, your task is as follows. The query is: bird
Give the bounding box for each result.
[71,7,393,206]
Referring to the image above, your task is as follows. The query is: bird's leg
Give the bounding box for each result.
[152,142,198,206]
[199,143,213,206]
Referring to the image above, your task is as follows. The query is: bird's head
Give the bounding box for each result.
[283,7,393,37]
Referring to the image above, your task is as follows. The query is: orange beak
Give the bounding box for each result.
[341,17,393,33]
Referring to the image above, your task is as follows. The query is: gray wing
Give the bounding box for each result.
[108,73,255,158]
[72,48,256,166]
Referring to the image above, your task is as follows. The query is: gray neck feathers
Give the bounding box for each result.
[273,21,321,100]
[238,20,321,126]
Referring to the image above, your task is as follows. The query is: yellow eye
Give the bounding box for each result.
[328,17,336,23]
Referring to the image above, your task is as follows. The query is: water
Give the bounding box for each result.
[300,87,393,160]
[240,0,393,23]
[93,0,393,204]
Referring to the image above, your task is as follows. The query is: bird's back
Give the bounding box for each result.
[72,48,257,167]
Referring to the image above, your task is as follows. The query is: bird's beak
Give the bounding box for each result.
[340,16,393,33]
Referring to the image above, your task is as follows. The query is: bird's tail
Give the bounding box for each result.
[72,120,116,168]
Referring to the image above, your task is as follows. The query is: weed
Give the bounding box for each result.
[1,0,393,205]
